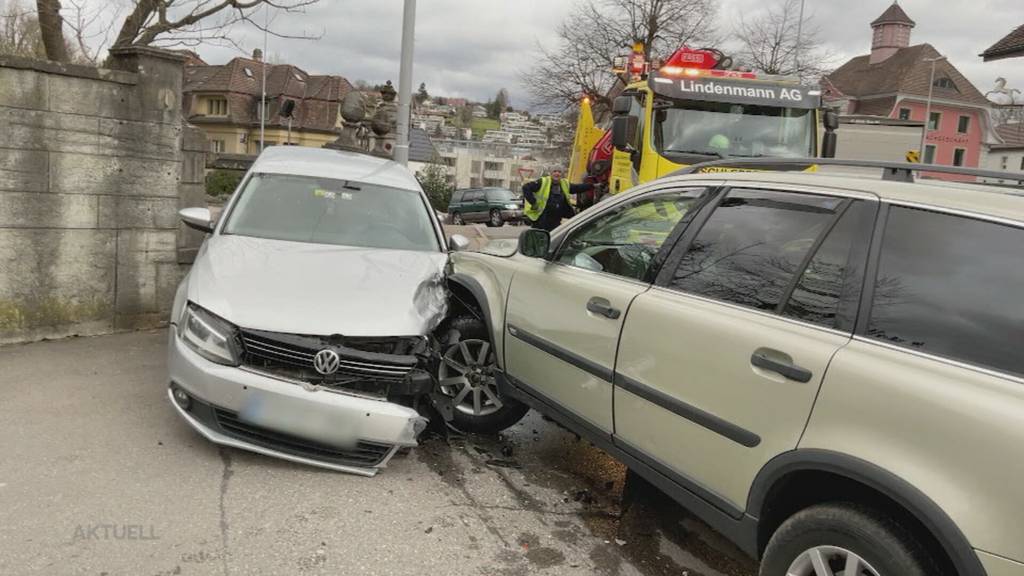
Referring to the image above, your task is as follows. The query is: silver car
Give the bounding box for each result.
[167,147,526,476]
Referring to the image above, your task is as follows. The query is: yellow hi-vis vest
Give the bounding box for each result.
[524,177,572,222]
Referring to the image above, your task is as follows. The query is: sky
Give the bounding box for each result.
[90,0,1024,108]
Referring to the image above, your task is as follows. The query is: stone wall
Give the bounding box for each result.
[0,48,204,344]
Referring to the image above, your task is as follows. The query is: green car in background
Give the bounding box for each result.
[448,187,524,227]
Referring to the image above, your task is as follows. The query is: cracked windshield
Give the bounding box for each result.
[2,0,1023,575]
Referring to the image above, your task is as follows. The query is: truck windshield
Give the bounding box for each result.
[654,100,814,160]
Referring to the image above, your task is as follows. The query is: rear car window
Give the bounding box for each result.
[867,206,1024,376]
[668,189,844,311]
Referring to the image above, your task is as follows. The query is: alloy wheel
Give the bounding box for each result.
[786,546,881,576]
[490,210,502,227]
[437,338,502,416]
[452,213,464,225]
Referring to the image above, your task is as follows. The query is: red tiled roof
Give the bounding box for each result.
[825,44,990,108]
[981,24,1024,62]
[183,57,353,133]
[871,2,915,27]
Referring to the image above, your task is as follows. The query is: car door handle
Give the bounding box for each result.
[750,351,813,383]
[586,297,621,319]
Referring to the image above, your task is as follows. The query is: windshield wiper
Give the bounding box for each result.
[665,149,723,159]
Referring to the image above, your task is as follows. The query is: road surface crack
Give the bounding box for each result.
[218,448,234,576]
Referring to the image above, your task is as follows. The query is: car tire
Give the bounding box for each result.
[451,212,464,225]
[437,315,529,434]
[488,209,504,228]
[760,503,938,576]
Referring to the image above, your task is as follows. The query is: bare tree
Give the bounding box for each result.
[0,0,45,58]
[733,0,834,82]
[32,0,321,63]
[521,0,719,111]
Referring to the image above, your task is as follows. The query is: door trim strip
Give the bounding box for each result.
[507,324,614,382]
[614,373,762,448]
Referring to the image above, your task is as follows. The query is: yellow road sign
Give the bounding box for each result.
[906,150,920,163]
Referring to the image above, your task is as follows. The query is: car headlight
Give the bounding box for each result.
[178,303,240,365]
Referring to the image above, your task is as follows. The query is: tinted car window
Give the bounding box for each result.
[485,189,515,202]
[868,207,1024,376]
[669,189,843,311]
[782,201,872,329]
[451,190,464,203]
[465,191,482,202]
[556,189,704,281]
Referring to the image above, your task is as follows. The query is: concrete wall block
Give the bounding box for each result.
[98,196,179,229]
[0,229,115,340]
[0,107,100,155]
[180,151,207,184]
[98,118,181,159]
[116,229,178,262]
[50,152,180,197]
[0,192,98,228]
[0,68,48,110]
[0,149,48,193]
[182,126,209,152]
[48,74,141,121]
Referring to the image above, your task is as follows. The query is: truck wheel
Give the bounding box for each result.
[451,212,464,225]
[760,503,938,576]
[437,315,529,434]
[488,209,504,228]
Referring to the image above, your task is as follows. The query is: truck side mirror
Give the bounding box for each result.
[824,110,840,131]
[821,131,838,158]
[612,116,638,152]
[612,95,632,116]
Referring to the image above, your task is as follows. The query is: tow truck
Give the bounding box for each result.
[568,46,839,199]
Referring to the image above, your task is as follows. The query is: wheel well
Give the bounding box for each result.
[757,470,957,574]
[446,279,484,322]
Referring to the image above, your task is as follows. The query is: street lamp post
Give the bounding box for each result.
[794,0,805,75]
[394,0,417,166]
[919,55,946,162]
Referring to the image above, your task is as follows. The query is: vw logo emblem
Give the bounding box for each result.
[313,349,341,375]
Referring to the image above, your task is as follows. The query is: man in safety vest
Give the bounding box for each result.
[521,168,593,231]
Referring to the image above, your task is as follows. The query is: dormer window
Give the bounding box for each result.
[933,77,957,91]
[207,97,228,116]
[243,67,254,78]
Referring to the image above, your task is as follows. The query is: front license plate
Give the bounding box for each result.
[239,392,359,448]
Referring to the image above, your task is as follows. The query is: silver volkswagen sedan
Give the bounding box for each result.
[167,147,527,476]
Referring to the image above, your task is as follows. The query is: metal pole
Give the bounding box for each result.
[259,5,269,153]
[794,0,805,75]
[394,0,416,166]
[287,117,292,145]
[919,56,945,162]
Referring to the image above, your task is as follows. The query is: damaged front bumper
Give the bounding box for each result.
[167,331,429,476]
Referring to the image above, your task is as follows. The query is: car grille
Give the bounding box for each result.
[238,329,418,396]
[212,406,394,468]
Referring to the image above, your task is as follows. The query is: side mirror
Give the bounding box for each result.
[611,116,638,152]
[179,207,214,233]
[518,228,551,259]
[824,109,840,131]
[448,234,471,252]
[821,131,838,159]
[612,95,633,116]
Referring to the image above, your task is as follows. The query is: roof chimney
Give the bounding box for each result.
[252,48,263,62]
[870,2,915,64]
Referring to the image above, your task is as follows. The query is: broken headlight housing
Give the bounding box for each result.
[179,303,240,366]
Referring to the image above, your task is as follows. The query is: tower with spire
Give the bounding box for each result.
[870,2,916,64]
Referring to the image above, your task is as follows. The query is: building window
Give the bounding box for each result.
[957,116,970,134]
[207,98,228,116]
[484,161,502,171]
[1001,156,1008,170]
[1020,157,1024,171]
[898,108,911,120]
[210,139,225,153]
[923,145,936,164]
[932,77,957,91]
[471,161,482,173]
[953,148,965,167]
[927,112,941,131]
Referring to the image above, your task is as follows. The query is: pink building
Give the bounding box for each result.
[822,3,993,179]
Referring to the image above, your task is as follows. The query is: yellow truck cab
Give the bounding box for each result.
[570,47,838,197]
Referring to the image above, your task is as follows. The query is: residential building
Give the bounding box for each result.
[183,50,353,154]
[436,140,545,191]
[822,3,993,179]
[981,23,1024,61]
[981,123,1024,183]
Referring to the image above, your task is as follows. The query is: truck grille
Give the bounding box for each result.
[212,406,394,468]
[238,330,417,395]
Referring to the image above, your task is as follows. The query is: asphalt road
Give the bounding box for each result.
[0,329,756,576]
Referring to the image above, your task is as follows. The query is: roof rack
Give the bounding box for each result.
[675,157,1024,189]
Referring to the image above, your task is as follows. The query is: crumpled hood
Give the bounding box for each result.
[188,235,449,336]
